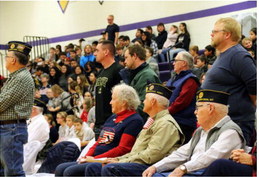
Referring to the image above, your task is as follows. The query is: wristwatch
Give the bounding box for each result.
[179,165,187,173]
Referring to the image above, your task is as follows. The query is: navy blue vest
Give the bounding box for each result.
[166,70,199,128]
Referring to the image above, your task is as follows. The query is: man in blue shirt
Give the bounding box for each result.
[202,17,256,146]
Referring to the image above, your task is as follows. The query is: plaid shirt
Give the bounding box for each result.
[0,68,34,121]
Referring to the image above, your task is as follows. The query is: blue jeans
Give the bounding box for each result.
[55,161,94,176]
[153,169,205,177]
[100,163,149,176]
[0,122,28,177]
[202,159,253,176]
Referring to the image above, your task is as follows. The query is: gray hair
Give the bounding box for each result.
[179,51,194,69]
[112,83,140,110]
[148,93,169,108]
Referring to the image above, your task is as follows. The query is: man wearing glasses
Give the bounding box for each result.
[0,41,34,176]
[202,17,256,146]
[143,89,245,177]
[166,51,200,144]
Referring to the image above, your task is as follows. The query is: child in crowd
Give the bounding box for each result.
[193,55,208,80]
[73,118,95,147]
[80,97,93,123]
[54,111,68,145]
[242,37,253,50]
[88,71,97,96]
[44,114,59,144]
[189,45,200,65]
[65,115,76,139]
[39,73,51,101]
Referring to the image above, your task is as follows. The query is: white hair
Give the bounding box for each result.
[148,93,169,108]
[178,51,194,69]
[112,83,140,110]
[212,102,229,115]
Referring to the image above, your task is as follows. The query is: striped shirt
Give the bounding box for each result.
[0,68,34,121]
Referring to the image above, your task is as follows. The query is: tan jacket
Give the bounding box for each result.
[118,110,184,165]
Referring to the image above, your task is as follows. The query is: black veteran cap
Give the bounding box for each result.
[196,89,230,105]
[8,41,32,56]
[146,83,172,100]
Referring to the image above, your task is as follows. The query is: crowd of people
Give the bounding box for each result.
[0,15,257,177]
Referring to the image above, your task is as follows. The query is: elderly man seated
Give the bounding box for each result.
[142,89,246,177]
[23,105,49,174]
[83,83,185,176]
[55,83,144,176]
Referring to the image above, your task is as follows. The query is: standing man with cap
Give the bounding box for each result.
[0,41,34,176]
[143,89,245,177]
[202,17,256,146]
[83,83,184,176]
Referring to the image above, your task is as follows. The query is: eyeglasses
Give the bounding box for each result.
[5,56,14,59]
[173,59,185,63]
[195,104,210,110]
[211,30,225,34]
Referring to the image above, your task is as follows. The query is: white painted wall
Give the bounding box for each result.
[0,1,256,52]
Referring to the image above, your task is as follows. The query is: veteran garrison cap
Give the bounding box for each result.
[196,89,230,105]
[146,83,172,100]
[8,41,32,56]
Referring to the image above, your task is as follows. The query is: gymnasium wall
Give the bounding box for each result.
[0,1,257,52]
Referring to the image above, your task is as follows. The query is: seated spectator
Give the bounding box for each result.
[142,31,159,56]
[132,28,144,43]
[65,115,77,139]
[34,88,48,114]
[58,64,71,91]
[80,97,93,123]
[68,81,84,118]
[56,52,67,66]
[70,59,79,71]
[192,55,208,80]
[32,66,44,89]
[249,27,257,60]
[23,106,49,174]
[48,84,72,116]
[75,46,83,58]
[155,22,168,50]
[84,61,96,78]
[55,83,144,176]
[84,83,184,176]
[88,71,97,96]
[162,25,179,49]
[158,25,179,62]
[79,44,95,68]
[76,74,90,95]
[115,44,125,64]
[54,111,68,145]
[134,39,144,47]
[202,143,257,176]
[168,22,191,61]
[69,50,80,64]
[73,118,95,147]
[145,25,156,40]
[142,89,245,177]
[48,67,61,86]
[39,73,51,102]
[122,35,132,52]
[204,45,217,67]
[145,47,159,76]
[91,41,98,53]
[44,114,59,144]
[189,45,200,65]
[46,47,58,63]
[72,65,85,78]
[166,51,200,144]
